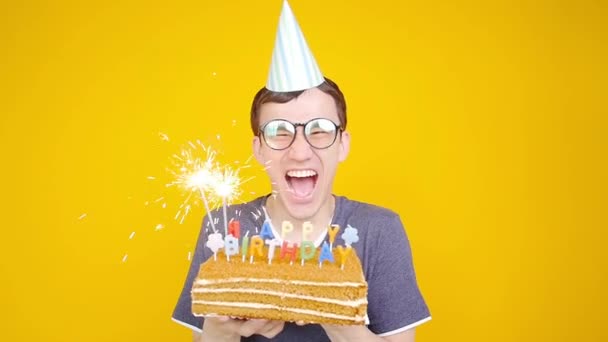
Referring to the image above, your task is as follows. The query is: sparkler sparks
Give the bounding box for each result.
[165,140,252,228]
[159,132,170,141]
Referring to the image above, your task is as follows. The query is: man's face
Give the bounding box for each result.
[253,88,350,221]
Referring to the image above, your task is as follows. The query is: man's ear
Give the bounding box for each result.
[338,131,350,162]
[253,136,264,165]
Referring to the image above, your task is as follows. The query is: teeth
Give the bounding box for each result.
[286,170,317,178]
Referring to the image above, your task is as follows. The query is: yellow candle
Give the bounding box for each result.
[328,224,340,247]
[336,245,352,267]
[249,235,264,258]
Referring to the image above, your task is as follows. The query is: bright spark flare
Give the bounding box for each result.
[165,140,252,228]
[159,132,170,141]
[213,167,243,203]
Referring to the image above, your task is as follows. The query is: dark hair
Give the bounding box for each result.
[250,77,347,135]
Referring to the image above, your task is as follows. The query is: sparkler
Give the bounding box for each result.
[167,141,220,230]
[166,140,252,231]
[213,165,245,235]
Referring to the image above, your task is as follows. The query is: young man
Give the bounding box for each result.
[172,2,430,341]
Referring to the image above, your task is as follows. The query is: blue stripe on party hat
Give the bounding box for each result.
[266,0,324,92]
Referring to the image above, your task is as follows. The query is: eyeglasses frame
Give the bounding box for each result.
[258,117,344,151]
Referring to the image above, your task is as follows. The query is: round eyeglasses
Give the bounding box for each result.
[259,118,343,150]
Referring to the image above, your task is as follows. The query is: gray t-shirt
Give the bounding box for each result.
[172,195,431,341]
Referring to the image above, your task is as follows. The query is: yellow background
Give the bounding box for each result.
[1,0,606,341]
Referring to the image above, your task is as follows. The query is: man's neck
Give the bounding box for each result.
[264,195,335,244]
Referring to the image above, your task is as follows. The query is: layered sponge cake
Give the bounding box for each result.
[191,248,368,325]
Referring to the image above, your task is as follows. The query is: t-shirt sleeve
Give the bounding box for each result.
[171,216,210,332]
[366,213,431,335]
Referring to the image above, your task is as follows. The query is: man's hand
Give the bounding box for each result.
[194,316,285,342]
[321,324,415,342]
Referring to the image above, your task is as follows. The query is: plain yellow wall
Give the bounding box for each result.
[1,0,606,341]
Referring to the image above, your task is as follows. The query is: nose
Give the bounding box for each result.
[287,127,313,161]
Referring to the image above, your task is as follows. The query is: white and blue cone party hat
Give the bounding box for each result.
[266,0,324,92]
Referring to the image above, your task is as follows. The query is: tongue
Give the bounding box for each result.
[290,176,315,197]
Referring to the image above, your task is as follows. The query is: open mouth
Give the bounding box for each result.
[285,169,318,198]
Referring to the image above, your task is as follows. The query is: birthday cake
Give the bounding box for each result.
[191,224,368,325]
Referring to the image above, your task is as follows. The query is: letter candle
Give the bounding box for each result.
[280,241,299,265]
[224,234,239,261]
[336,245,352,270]
[328,224,340,251]
[299,241,316,266]
[249,236,264,263]
[341,224,359,247]
[318,241,334,267]
[260,220,275,240]
[205,232,225,261]
[281,221,293,239]
[265,238,281,264]
[241,232,250,262]
[302,221,313,241]
[228,220,240,238]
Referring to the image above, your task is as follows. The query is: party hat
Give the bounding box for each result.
[266,0,324,92]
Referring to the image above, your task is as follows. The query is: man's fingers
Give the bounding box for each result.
[259,320,285,338]
[206,317,285,338]
[237,319,269,337]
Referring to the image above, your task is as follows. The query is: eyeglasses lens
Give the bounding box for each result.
[262,119,338,150]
